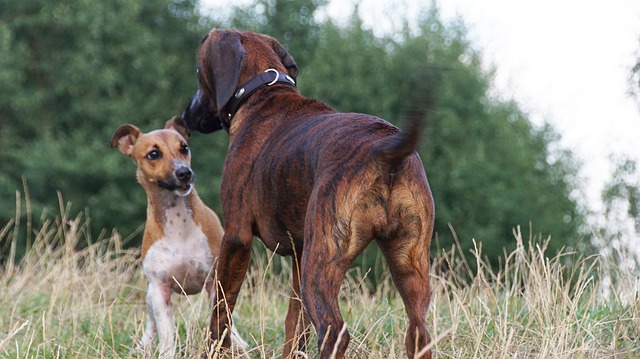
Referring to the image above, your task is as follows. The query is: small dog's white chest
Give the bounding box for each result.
[143,201,214,294]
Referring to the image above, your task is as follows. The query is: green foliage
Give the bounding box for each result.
[300,17,398,119]
[224,0,328,67]
[0,0,224,253]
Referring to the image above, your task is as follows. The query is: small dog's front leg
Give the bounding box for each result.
[146,281,175,358]
[209,232,252,350]
[138,303,156,351]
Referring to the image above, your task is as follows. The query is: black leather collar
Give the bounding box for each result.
[220,68,296,132]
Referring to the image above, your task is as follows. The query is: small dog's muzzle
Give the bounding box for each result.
[175,167,193,183]
[158,166,195,196]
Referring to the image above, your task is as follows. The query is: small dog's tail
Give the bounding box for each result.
[374,114,424,168]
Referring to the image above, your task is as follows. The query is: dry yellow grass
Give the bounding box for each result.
[1,205,638,358]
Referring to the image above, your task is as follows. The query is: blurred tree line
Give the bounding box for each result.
[1,0,588,272]
[588,36,640,278]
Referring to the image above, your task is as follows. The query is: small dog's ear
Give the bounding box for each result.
[272,39,298,81]
[165,115,191,140]
[111,124,140,156]
[204,30,246,115]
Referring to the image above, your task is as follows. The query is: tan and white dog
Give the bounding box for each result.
[111,116,246,358]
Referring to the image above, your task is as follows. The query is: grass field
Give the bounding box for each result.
[1,206,639,358]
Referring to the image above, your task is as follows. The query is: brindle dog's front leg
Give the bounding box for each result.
[208,231,252,351]
[283,262,311,358]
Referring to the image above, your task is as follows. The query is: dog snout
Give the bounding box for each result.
[182,88,223,133]
[175,167,194,183]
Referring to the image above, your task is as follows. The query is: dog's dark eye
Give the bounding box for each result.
[180,144,189,155]
[146,150,161,160]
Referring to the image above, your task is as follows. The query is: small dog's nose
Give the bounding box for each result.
[175,167,193,182]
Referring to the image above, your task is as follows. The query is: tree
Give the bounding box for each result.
[631,47,640,106]
[600,157,640,242]
[595,156,640,293]
[297,6,587,269]
[212,0,328,68]
[0,0,224,254]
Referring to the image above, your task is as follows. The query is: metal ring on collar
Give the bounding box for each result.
[264,68,280,86]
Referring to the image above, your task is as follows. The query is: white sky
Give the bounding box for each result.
[202,0,640,215]
[444,1,640,215]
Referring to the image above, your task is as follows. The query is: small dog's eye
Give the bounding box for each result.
[180,145,189,155]
[146,150,161,160]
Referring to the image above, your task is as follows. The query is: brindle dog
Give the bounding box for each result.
[182,29,435,359]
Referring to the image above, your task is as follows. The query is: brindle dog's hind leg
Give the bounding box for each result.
[377,204,433,359]
[298,188,376,359]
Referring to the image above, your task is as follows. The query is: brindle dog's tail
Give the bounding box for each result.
[373,114,423,169]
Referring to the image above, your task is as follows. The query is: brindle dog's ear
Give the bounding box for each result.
[164,115,191,140]
[272,39,298,81]
[208,31,246,115]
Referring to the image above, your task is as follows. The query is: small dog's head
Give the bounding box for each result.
[111,116,195,197]
[182,29,298,133]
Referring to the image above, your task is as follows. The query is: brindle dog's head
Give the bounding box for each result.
[182,29,298,133]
